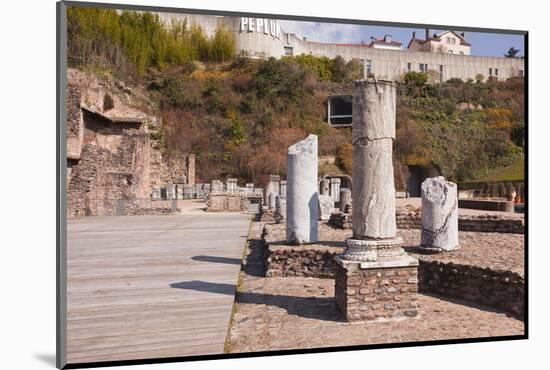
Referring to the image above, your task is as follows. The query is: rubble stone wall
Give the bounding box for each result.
[335,263,419,321]
[418,261,524,318]
[206,193,262,212]
[329,210,524,234]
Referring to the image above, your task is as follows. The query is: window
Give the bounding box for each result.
[365,59,372,76]
[284,46,293,56]
[459,51,464,55]
[519,69,524,77]
[451,38,456,44]
[327,95,353,126]
[495,68,499,77]
[418,63,428,72]
[407,62,411,71]
[449,50,454,54]
[446,36,451,44]
[489,68,493,76]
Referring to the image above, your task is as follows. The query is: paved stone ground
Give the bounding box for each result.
[264,222,524,276]
[227,221,524,353]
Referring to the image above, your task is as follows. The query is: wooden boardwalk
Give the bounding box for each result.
[66,213,251,364]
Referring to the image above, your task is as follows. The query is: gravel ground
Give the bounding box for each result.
[226,221,524,353]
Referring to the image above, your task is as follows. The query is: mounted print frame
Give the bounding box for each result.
[57,1,528,368]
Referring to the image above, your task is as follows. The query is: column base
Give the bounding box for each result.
[335,237,420,322]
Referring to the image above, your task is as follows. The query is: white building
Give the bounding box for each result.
[407,29,471,55]
[155,13,524,82]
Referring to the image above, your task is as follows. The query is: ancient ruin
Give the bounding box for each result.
[420,176,459,252]
[286,134,319,244]
[335,80,419,321]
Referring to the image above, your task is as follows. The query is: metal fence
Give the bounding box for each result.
[67,198,178,218]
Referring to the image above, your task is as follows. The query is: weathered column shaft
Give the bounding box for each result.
[420,176,459,251]
[320,179,330,196]
[340,188,352,212]
[351,80,397,239]
[264,175,280,206]
[330,178,341,202]
[286,134,319,244]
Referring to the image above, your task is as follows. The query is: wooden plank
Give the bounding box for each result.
[66,214,251,364]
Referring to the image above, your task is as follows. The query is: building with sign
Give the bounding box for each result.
[156,13,524,82]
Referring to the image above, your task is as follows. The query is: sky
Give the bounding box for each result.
[279,20,525,57]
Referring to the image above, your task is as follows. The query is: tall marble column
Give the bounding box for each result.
[286,134,319,244]
[335,80,418,322]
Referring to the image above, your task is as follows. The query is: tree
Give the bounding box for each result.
[504,47,521,58]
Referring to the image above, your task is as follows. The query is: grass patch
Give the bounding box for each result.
[477,159,525,182]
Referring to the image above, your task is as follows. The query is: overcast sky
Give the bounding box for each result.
[279,20,525,57]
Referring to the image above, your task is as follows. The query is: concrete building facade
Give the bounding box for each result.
[155,12,524,82]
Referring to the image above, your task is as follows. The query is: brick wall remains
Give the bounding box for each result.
[335,263,419,321]
[418,260,524,318]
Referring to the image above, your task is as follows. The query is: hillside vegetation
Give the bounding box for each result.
[67,8,525,186]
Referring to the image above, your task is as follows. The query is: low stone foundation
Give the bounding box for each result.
[206,192,262,212]
[266,246,342,278]
[328,212,352,229]
[418,261,524,318]
[329,209,524,234]
[260,209,277,222]
[335,260,419,321]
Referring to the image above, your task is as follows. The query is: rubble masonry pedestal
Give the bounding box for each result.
[334,238,419,322]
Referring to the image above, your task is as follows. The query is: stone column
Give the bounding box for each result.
[286,134,319,244]
[335,80,418,322]
[186,154,195,186]
[268,192,276,209]
[419,176,459,252]
[166,184,176,200]
[319,194,334,220]
[280,180,287,198]
[330,178,341,202]
[320,179,330,196]
[211,180,223,193]
[151,187,161,200]
[275,195,286,223]
[340,188,352,212]
[264,175,280,206]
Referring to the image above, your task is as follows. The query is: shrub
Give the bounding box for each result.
[335,143,352,175]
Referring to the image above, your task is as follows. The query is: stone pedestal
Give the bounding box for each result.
[419,176,459,252]
[335,256,419,322]
[286,134,318,244]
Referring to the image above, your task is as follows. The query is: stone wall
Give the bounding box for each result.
[329,209,524,234]
[206,192,262,212]
[335,264,419,321]
[66,68,190,218]
[265,246,342,278]
[418,261,524,318]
